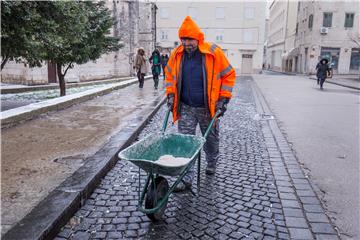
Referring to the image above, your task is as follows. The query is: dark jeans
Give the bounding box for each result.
[137,71,145,88]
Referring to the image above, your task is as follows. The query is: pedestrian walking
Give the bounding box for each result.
[161,54,169,80]
[165,16,236,191]
[135,48,147,88]
[149,49,161,89]
[316,58,331,90]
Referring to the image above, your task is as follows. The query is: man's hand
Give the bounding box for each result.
[167,94,175,111]
[215,97,229,117]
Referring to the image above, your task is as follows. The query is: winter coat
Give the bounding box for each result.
[135,52,147,74]
[165,16,236,122]
[316,62,330,79]
[149,51,161,76]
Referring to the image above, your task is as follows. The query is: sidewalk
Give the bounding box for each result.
[264,69,360,90]
[1,79,166,238]
[53,76,339,240]
[309,74,360,90]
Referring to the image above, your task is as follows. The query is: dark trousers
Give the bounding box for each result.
[162,67,166,80]
[320,77,326,89]
[137,71,145,88]
[153,74,159,89]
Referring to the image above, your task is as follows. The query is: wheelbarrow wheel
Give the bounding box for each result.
[145,176,169,221]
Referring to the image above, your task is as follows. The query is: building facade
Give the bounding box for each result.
[1,0,156,85]
[155,1,266,74]
[266,0,298,72]
[293,1,360,74]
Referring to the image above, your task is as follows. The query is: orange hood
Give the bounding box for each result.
[178,16,204,43]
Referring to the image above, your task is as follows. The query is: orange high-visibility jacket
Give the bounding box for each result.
[165,16,236,122]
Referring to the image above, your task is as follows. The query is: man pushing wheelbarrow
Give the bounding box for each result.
[119,16,235,220]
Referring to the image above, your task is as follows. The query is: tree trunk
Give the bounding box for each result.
[56,63,66,96]
[1,57,9,70]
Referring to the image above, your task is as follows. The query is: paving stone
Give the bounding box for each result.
[310,223,337,234]
[285,216,308,228]
[281,200,301,208]
[71,231,91,240]
[303,204,325,213]
[283,208,305,218]
[315,234,339,240]
[288,228,313,239]
[306,213,329,223]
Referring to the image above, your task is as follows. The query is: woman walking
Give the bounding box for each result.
[135,48,147,88]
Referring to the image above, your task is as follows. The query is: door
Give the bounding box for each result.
[47,61,57,83]
[241,54,253,74]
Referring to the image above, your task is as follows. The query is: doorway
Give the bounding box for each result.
[241,54,253,74]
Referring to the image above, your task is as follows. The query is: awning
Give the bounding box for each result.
[282,48,299,59]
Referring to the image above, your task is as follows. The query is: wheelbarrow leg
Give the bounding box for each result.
[197,152,201,192]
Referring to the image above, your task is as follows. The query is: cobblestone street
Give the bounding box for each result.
[56,76,338,240]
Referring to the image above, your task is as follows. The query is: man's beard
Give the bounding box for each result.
[184,45,196,53]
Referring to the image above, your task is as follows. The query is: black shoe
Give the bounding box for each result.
[174,181,192,192]
[206,166,216,175]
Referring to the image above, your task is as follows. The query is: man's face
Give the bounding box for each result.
[181,38,198,53]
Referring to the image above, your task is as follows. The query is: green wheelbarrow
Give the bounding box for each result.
[118,109,219,221]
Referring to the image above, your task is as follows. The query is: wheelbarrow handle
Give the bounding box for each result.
[162,109,220,138]
[204,110,221,139]
[162,109,171,134]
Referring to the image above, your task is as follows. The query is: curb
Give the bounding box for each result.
[0,77,133,94]
[309,77,360,91]
[2,94,166,240]
[1,76,152,129]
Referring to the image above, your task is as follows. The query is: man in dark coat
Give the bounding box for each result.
[316,58,331,90]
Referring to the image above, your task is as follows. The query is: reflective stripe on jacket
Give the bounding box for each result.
[165,16,236,122]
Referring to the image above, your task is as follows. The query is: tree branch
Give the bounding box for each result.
[1,56,9,70]
[63,62,73,77]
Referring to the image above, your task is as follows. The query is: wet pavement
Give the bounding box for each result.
[56,76,339,240]
[1,78,165,236]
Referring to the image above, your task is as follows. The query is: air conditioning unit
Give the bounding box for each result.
[320,27,329,34]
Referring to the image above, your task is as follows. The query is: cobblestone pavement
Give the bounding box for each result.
[57,76,338,240]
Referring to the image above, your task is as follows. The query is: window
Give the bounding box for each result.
[160,30,168,41]
[308,14,313,29]
[216,30,224,42]
[345,13,354,28]
[296,23,298,34]
[188,7,198,19]
[215,7,225,19]
[160,8,169,19]
[323,12,332,27]
[244,7,255,19]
